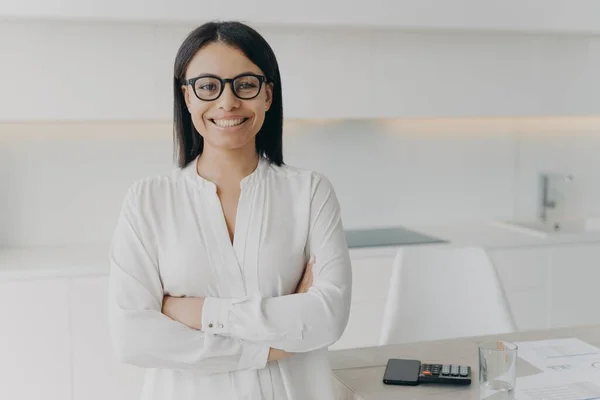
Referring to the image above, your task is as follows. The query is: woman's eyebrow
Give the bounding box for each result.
[191,71,259,79]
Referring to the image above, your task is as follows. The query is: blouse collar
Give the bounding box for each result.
[183,154,269,192]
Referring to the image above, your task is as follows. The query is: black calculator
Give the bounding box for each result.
[383,359,472,386]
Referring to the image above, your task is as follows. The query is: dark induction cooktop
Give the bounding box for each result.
[344,226,447,248]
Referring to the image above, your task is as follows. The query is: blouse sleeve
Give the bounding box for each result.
[108,183,270,373]
[200,174,353,352]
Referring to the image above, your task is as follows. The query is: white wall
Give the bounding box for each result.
[2,117,600,247]
[1,20,600,121]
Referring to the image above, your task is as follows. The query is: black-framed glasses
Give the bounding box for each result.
[183,73,268,101]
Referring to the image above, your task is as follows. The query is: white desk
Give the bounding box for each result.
[329,324,600,400]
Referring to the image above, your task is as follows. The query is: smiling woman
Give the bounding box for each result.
[107,21,352,400]
[182,45,272,151]
[173,22,283,169]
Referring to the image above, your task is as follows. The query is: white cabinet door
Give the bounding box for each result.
[276,30,375,120]
[68,276,145,400]
[0,279,71,400]
[549,244,600,328]
[487,247,550,331]
[331,256,394,350]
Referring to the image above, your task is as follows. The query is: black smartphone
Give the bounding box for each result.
[382,359,421,386]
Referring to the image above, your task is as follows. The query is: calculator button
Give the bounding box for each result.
[441,365,451,376]
[459,366,469,377]
[422,370,432,376]
[450,365,460,376]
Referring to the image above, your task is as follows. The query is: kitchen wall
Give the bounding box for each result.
[1,20,599,247]
[2,117,599,247]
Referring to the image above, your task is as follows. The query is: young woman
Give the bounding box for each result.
[108,21,352,399]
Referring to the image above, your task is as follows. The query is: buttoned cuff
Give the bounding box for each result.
[201,297,233,335]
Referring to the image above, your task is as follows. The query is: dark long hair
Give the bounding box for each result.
[173,21,284,168]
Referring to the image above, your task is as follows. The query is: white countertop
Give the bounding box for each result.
[348,220,600,258]
[0,244,109,282]
[3,221,600,282]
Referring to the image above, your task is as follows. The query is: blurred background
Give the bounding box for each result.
[1,1,600,399]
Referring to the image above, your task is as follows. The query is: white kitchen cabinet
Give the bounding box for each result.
[275,30,376,120]
[0,278,71,400]
[68,276,145,400]
[4,18,600,122]
[489,242,600,331]
[549,243,600,328]
[370,32,590,119]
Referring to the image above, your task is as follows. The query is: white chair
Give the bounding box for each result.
[379,245,517,345]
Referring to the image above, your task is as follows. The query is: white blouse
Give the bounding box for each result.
[108,156,353,400]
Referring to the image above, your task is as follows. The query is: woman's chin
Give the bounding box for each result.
[206,136,256,151]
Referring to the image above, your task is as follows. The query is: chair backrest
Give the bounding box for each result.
[379,245,517,345]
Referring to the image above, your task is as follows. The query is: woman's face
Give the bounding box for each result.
[182,42,273,153]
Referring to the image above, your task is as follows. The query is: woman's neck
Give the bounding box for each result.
[196,144,259,188]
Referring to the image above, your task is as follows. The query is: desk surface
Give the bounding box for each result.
[329,324,600,400]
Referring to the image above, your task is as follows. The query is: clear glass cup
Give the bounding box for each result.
[479,341,518,400]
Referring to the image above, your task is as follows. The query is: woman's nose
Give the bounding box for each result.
[217,83,240,110]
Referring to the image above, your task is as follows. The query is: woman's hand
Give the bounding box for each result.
[268,348,293,362]
[294,256,315,294]
[161,295,204,330]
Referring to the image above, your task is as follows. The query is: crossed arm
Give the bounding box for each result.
[108,175,352,375]
[160,257,314,362]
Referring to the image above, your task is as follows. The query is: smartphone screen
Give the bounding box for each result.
[382,359,421,385]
